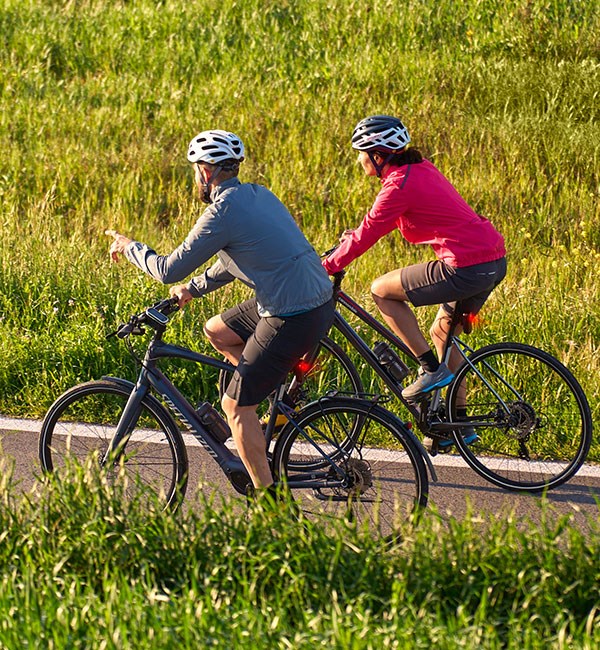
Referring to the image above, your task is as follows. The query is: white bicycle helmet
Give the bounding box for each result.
[351,115,411,152]
[187,130,245,168]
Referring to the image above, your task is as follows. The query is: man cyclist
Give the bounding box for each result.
[323,115,506,449]
[107,130,334,493]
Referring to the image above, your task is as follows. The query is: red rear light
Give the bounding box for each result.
[467,313,483,328]
[295,359,313,375]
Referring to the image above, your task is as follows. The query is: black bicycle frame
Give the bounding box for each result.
[333,289,503,436]
[105,337,252,494]
[332,291,419,408]
[104,334,367,494]
[335,290,471,422]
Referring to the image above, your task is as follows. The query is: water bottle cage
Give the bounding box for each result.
[372,341,410,382]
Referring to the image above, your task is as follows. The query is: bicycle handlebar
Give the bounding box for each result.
[321,245,339,258]
[332,271,345,292]
[107,297,180,339]
[321,245,346,293]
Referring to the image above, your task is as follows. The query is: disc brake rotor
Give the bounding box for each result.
[505,401,539,439]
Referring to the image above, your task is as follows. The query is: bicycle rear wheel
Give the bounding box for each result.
[39,379,188,509]
[272,398,428,536]
[446,342,592,491]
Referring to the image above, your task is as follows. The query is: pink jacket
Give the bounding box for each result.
[323,160,506,274]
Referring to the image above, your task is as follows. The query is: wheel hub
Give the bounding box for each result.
[342,458,373,496]
[505,401,538,439]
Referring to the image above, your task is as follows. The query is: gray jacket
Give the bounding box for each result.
[125,177,332,316]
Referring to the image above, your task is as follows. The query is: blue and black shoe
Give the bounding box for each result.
[438,428,480,451]
[402,363,454,401]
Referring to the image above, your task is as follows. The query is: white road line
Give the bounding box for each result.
[2,415,599,478]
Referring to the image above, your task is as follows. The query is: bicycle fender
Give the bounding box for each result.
[414,436,438,483]
[101,375,136,390]
[100,376,179,430]
[279,396,438,484]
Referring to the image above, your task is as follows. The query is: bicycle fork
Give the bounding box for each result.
[101,377,150,466]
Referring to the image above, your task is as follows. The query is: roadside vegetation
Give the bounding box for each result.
[0,2,599,644]
[0,463,597,649]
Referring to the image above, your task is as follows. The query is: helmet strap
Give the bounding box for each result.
[200,165,223,204]
[368,151,394,178]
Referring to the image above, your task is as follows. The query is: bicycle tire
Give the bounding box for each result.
[446,342,592,492]
[272,398,428,536]
[217,336,364,418]
[39,379,189,510]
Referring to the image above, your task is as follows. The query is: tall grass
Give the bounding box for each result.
[0,462,598,648]
[0,0,598,454]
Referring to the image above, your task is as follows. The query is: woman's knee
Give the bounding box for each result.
[430,313,452,342]
[370,276,383,299]
[370,271,407,302]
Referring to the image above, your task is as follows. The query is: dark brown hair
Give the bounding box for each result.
[376,147,423,166]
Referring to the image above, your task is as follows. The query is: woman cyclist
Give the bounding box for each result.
[323,115,506,448]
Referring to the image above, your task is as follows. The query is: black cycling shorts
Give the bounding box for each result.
[401,257,507,315]
[221,298,335,407]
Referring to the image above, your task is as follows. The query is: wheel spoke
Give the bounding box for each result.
[274,399,428,536]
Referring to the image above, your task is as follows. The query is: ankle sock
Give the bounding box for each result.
[417,350,439,374]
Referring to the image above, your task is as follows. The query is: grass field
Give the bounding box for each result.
[1,0,598,447]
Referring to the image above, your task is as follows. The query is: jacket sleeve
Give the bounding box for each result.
[123,202,230,284]
[187,258,236,297]
[322,187,401,274]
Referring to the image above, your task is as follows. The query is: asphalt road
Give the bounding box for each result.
[1,416,598,530]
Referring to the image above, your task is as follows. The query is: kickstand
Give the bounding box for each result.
[428,438,439,457]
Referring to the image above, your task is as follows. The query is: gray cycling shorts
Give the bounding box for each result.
[220,298,335,407]
[401,257,507,315]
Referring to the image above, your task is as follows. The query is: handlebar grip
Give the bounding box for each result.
[107,297,179,339]
[332,271,345,291]
[115,322,134,339]
[151,297,180,314]
[321,245,339,258]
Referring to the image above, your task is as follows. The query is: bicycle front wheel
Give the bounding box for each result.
[39,380,188,509]
[272,398,428,536]
[446,342,592,491]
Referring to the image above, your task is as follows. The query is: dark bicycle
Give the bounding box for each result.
[255,270,592,493]
[39,298,430,536]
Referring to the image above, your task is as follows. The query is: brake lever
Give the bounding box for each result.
[111,317,145,339]
[151,297,180,315]
[115,322,134,339]
[105,297,178,340]
[106,322,131,339]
